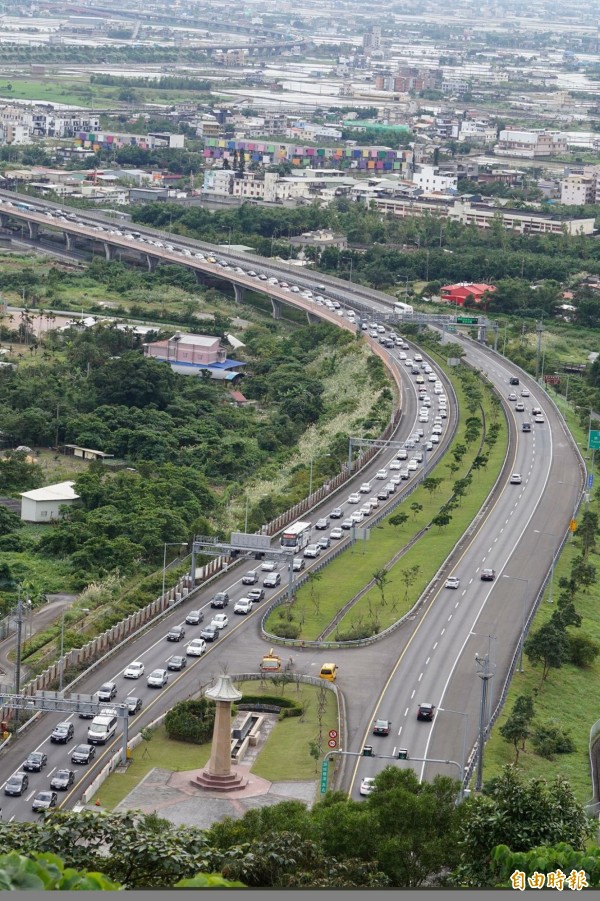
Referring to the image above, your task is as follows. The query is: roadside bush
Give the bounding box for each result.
[164,698,217,744]
[568,634,600,668]
[334,623,375,641]
[274,621,301,639]
[530,721,575,759]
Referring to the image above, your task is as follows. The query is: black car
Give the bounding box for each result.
[166,625,185,642]
[97,682,117,702]
[417,703,435,722]
[210,592,229,609]
[71,744,96,765]
[481,568,496,581]
[200,624,219,642]
[167,655,187,671]
[372,719,391,736]
[125,696,143,715]
[23,751,48,772]
[51,722,74,744]
[32,791,58,812]
[50,769,75,791]
[185,610,204,625]
[509,376,520,385]
[247,588,265,602]
[4,772,28,796]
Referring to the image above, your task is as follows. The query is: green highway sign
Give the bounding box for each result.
[320,758,329,794]
[589,430,600,450]
[456,316,479,324]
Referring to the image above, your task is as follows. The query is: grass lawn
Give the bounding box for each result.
[267,362,507,640]
[482,389,600,803]
[89,681,337,811]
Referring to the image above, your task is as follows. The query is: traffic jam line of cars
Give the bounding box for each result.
[0,544,300,819]
[0,329,449,818]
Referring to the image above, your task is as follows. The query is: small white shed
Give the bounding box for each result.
[20,481,80,523]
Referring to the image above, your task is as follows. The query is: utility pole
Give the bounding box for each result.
[475,652,493,791]
[535,320,544,379]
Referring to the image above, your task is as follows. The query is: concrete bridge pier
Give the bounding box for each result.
[271,297,282,319]
[194,269,206,284]
[306,311,321,325]
[64,231,74,251]
[103,241,116,261]
[0,213,9,228]
[27,221,39,240]
[233,283,245,304]
[145,253,158,272]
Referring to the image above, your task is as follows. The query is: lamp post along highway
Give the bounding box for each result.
[162,542,188,601]
[502,574,529,672]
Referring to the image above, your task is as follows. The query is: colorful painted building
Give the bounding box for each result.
[203,138,404,171]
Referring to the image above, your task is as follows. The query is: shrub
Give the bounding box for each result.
[568,634,600,668]
[164,698,217,744]
[530,721,575,759]
[275,621,301,639]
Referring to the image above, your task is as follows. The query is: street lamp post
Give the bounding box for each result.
[59,607,90,692]
[501,574,529,672]
[162,542,188,600]
[309,454,332,499]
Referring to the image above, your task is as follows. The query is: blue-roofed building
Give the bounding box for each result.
[143,332,246,380]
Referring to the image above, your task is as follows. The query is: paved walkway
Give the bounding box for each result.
[111,713,317,829]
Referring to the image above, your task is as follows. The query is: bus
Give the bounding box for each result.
[280,521,312,553]
[394,301,414,315]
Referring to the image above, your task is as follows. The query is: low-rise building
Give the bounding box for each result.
[441,282,496,306]
[495,128,567,158]
[20,481,79,522]
[144,333,246,380]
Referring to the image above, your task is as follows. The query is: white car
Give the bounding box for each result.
[304,544,321,558]
[431,435,440,444]
[389,460,402,470]
[428,373,437,382]
[360,777,376,796]
[359,482,371,493]
[368,497,380,509]
[419,415,429,423]
[234,598,253,615]
[147,669,168,688]
[521,388,530,397]
[210,614,229,630]
[446,576,460,589]
[350,510,364,523]
[360,504,372,516]
[510,473,522,484]
[186,638,207,656]
[376,469,388,480]
[390,474,401,485]
[330,527,344,539]
[261,559,277,571]
[348,493,361,504]
[408,459,418,471]
[432,425,443,435]
[534,413,544,423]
[396,449,408,460]
[123,661,144,679]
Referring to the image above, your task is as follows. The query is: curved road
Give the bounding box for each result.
[0,191,585,816]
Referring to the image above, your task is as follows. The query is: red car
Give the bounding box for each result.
[372,719,391,736]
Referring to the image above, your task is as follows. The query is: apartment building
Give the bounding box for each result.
[495,128,567,158]
[412,165,457,194]
[560,166,600,205]
[458,119,498,144]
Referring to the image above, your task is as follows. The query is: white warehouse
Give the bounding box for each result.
[20,481,80,522]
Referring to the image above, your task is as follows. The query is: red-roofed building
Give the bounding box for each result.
[441,282,496,306]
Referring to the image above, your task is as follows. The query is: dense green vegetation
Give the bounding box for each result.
[0,765,592,888]
[0,319,366,593]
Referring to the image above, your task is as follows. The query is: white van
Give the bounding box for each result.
[87,714,118,745]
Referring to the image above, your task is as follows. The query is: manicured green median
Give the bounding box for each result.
[265,362,508,641]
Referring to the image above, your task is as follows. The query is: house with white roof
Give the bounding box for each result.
[20,481,80,522]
